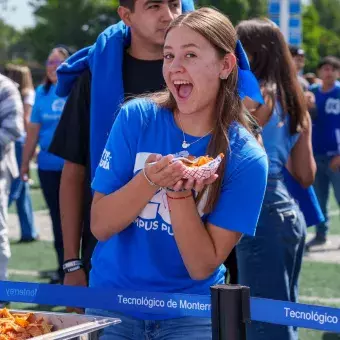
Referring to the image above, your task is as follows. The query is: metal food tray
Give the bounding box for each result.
[9,309,121,340]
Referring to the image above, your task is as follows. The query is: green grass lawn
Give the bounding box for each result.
[299,262,340,339]
[297,261,340,339]
[8,241,63,312]
[300,262,340,299]
[300,329,340,340]
[9,240,57,272]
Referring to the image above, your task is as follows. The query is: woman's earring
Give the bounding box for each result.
[220,75,225,80]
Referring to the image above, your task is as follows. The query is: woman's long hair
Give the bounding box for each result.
[4,64,34,101]
[149,7,249,213]
[236,19,308,134]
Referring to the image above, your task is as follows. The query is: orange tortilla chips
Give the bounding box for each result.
[181,154,224,168]
[0,308,53,339]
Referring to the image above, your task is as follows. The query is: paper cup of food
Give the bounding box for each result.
[172,153,224,180]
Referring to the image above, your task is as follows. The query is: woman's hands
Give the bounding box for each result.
[20,162,30,182]
[144,154,186,188]
[144,154,218,194]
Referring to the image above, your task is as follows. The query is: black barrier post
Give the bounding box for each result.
[211,284,250,340]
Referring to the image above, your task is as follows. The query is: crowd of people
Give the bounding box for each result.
[0,0,340,339]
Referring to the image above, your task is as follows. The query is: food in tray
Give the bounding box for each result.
[172,153,225,180]
[177,155,214,167]
[174,153,224,167]
[0,308,53,339]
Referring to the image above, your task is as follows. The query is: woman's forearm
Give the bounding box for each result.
[169,193,224,280]
[91,172,159,241]
[22,123,40,166]
[23,104,33,132]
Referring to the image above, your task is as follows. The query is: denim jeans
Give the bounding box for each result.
[86,309,212,340]
[236,176,306,340]
[38,169,64,279]
[313,154,340,237]
[8,140,37,240]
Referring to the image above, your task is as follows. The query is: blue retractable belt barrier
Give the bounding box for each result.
[251,297,340,333]
[0,281,211,318]
[0,281,339,333]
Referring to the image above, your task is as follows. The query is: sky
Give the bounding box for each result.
[2,0,35,30]
[3,0,310,31]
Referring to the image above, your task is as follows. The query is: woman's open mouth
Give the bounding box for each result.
[173,80,193,100]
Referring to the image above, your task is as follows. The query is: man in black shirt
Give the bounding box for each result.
[50,56,166,273]
[49,0,193,312]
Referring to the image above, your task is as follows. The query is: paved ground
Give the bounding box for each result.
[8,210,340,264]
[305,234,340,264]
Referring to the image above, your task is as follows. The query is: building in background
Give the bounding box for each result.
[268,0,302,46]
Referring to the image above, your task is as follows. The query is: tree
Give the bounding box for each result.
[197,0,266,25]
[24,0,119,62]
[247,0,267,20]
[197,0,249,24]
[302,3,340,72]
[0,19,20,62]
[302,4,321,71]
[318,28,340,60]
[312,0,340,35]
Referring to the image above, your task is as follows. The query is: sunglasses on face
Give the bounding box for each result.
[46,59,63,67]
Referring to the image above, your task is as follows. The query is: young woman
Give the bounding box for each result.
[87,8,268,339]
[4,64,38,242]
[21,47,69,283]
[236,19,316,340]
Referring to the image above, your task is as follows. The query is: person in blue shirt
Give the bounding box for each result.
[86,8,268,340]
[307,56,340,248]
[21,47,70,283]
[236,19,316,340]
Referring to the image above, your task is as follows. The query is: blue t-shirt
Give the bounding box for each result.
[262,102,299,175]
[310,83,340,156]
[91,99,268,319]
[30,84,66,171]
